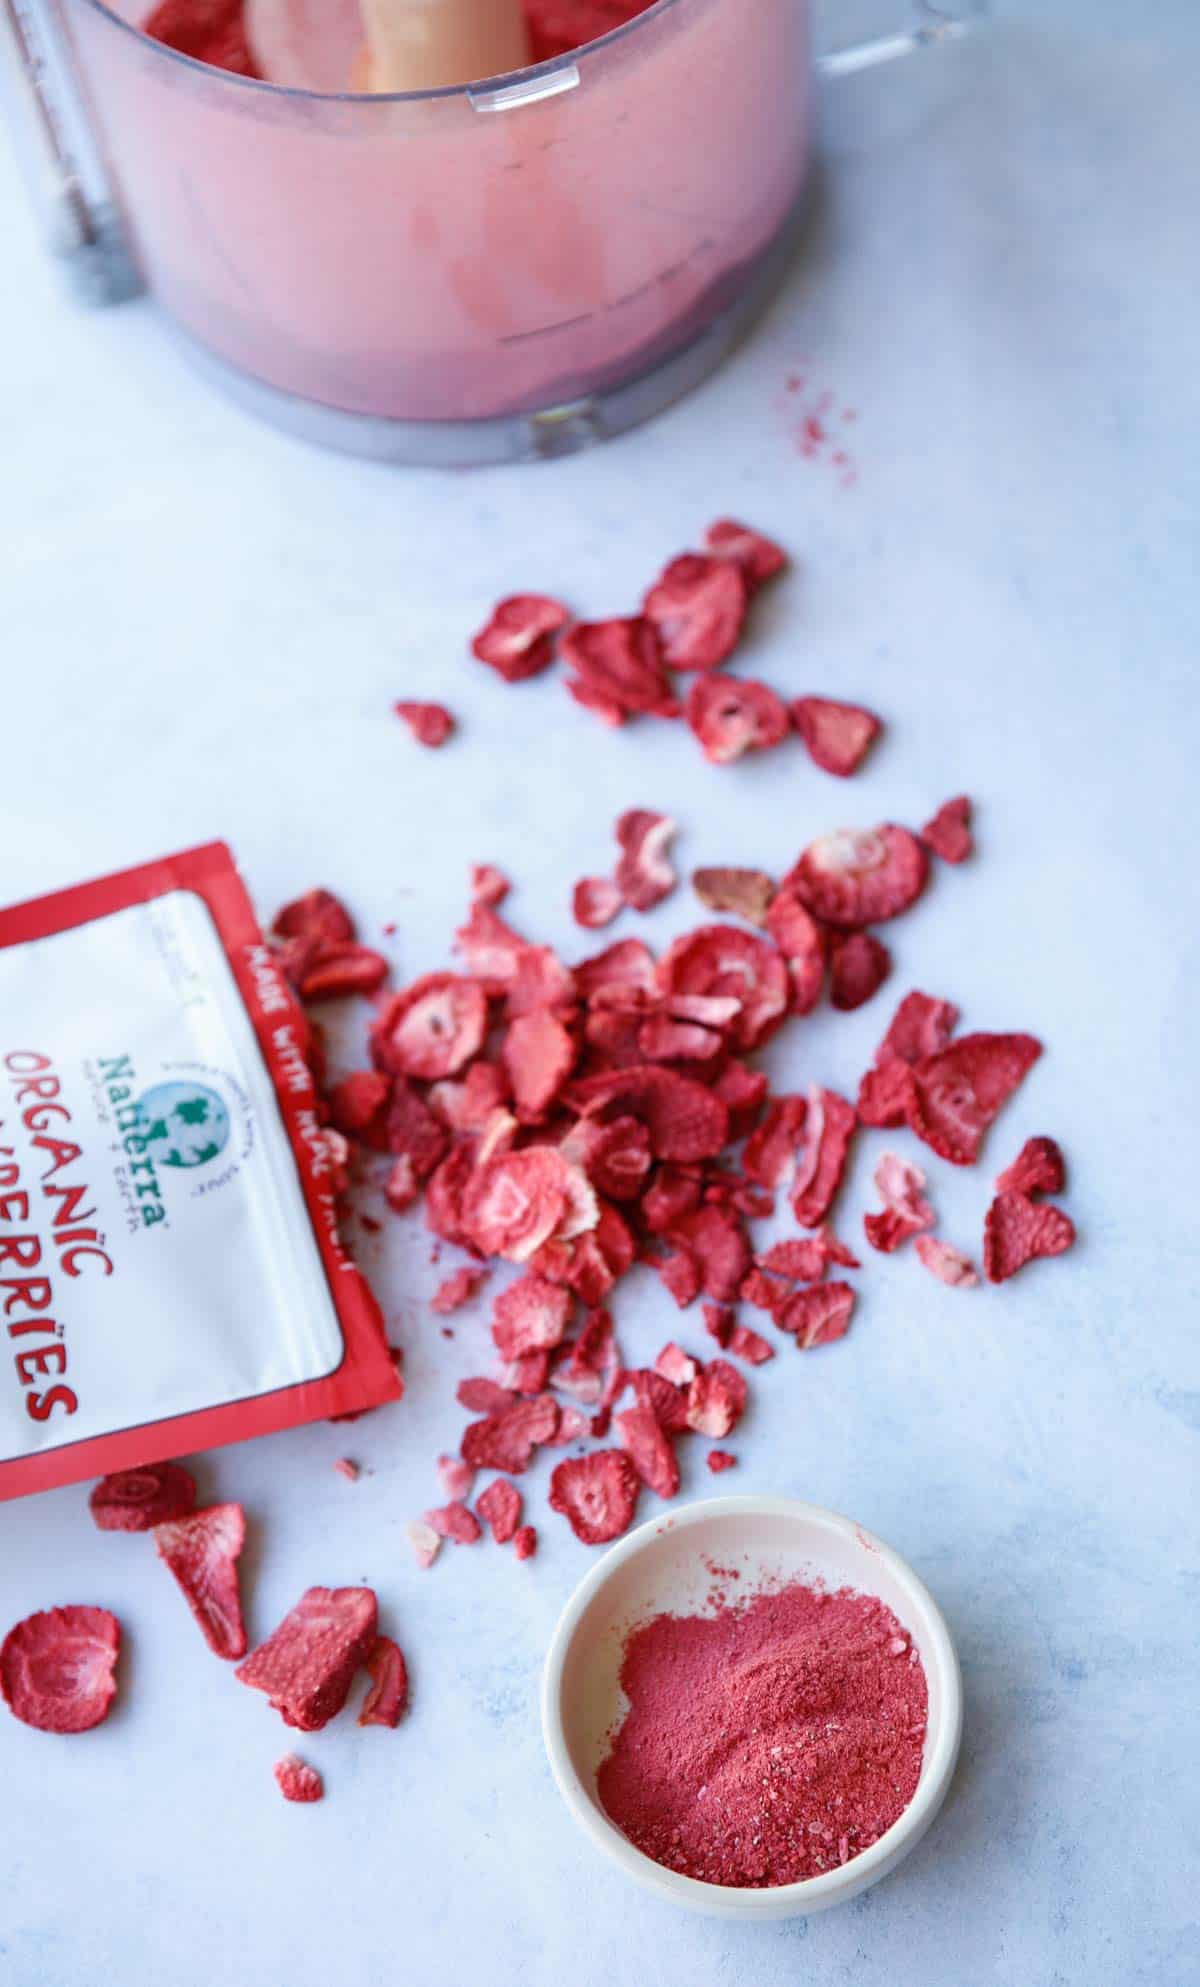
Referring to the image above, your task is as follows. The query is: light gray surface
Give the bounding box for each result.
[1,4,1198,1983]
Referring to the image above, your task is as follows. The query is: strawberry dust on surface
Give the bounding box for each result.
[597,1580,927,1887]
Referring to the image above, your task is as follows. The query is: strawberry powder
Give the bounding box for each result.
[597,1580,928,1888]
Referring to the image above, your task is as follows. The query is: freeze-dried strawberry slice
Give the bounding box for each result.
[329,1070,391,1147]
[655,1246,701,1309]
[406,1520,441,1570]
[373,974,487,1081]
[429,1061,510,1136]
[704,518,788,592]
[692,866,775,926]
[641,1165,703,1233]
[461,1392,560,1474]
[453,901,528,989]
[785,824,928,929]
[456,1376,514,1414]
[274,1754,324,1802]
[358,1636,408,1728]
[615,809,678,911]
[864,1151,935,1254]
[472,594,570,682]
[425,1502,482,1545]
[907,1033,1042,1166]
[759,1231,860,1280]
[996,1136,1066,1199]
[298,944,390,1002]
[791,1089,855,1227]
[983,1192,1076,1283]
[394,701,455,748]
[503,1008,577,1122]
[668,1205,752,1303]
[713,1060,769,1138]
[915,1236,979,1289]
[702,1303,734,1347]
[561,1115,652,1203]
[476,1479,523,1545]
[706,1450,737,1474]
[654,1342,698,1387]
[631,1367,691,1434]
[562,618,679,724]
[742,1095,807,1189]
[643,553,747,671]
[569,1065,729,1162]
[387,1080,450,1175]
[876,989,961,1066]
[500,1351,552,1395]
[90,1461,196,1532]
[615,1405,680,1499]
[575,937,658,1000]
[274,888,355,950]
[548,1405,591,1446]
[491,1275,572,1359]
[830,932,891,1012]
[764,888,826,1014]
[921,795,973,865]
[686,1359,747,1438]
[549,1451,640,1545]
[464,1147,595,1262]
[513,1526,538,1560]
[856,1061,916,1129]
[0,1606,120,1733]
[505,944,577,1019]
[573,878,623,930]
[685,674,789,764]
[549,1308,620,1405]
[659,926,790,1051]
[532,1201,635,1305]
[154,1503,247,1660]
[237,1587,378,1732]
[778,1281,856,1349]
[792,697,882,777]
[728,1324,774,1365]
[740,1267,789,1320]
[436,1455,475,1503]
[430,1267,488,1315]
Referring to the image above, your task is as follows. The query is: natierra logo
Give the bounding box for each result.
[131,1081,231,1171]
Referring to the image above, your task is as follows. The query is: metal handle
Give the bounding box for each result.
[816,0,985,80]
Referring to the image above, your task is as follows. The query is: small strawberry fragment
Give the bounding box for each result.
[921,795,973,865]
[615,810,678,912]
[425,1502,482,1545]
[668,1204,752,1302]
[740,1267,789,1321]
[685,674,790,764]
[273,888,355,950]
[430,1267,488,1315]
[569,1065,729,1162]
[743,1095,808,1189]
[274,1754,324,1803]
[996,1136,1066,1199]
[237,1587,378,1731]
[154,1503,247,1660]
[876,990,961,1066]
[333,1458,360,1482]
[573,878,623,930]
[0,1606,120,1734]
[907,1033,1043,1166]
[983,1192,1076,1283]
[476,1478,523,1545]
[394,701,455,748]
[655,1246,701,1308]
[692,866,775,927]
[513,1526,538,1561]
[456,1376,514,1413]
[864,1151,935,1254]
[778,1281,856,1349]
[686,1359,747,1438]
[453,900,528,989]
[460,1392,559,1474]
[500,1351,552,1395]
[472,594,569,683]
[503,1008,577,1121]
[329,1070,392,1145]
[856,1061,916,1129]
[491,1275,572,1359]
[549,1451,640,1545]
[358,1636,408,1727]
[631,1368,692,1435]
[471,863,510,908]
[562,618,679,724]
[764,889,827,1015]
[760,1231,859,1280]
[298,944,390,1002]
[643,553,747,671]
[89,1462,196,1532]
[706,1450,738,1474]
[615,1404,680,1499]
[429,1062,510,1136]
[575,937,658,1000]
[830,932,892,1012]
[702,1302,734,1347]
[407,1520,441,1570]
[704,518,788,592]
[791,1088,856,1228]
[659,926,790,1051]
[436,1454,475,1502]
[654,1342,698,1387]
[792,697,882,777]
[785,824,928,929]
[713,1060,770,1139]
[914,1236,979,1289]
[728,1324,775,1365]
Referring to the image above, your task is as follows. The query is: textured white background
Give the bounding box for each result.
[1,2,1198,1981]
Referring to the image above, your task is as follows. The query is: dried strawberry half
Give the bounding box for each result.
[503,1008,577,1122]
[704,518,788,592]
[778,1281,856,1349]
[685,673,790,764]
[491,1274,572,1359]
[394,701,455,748]
[785,824,928,928]
[996,1136,1066,1199]
[549,1450,640,1545]
[237,1587,378,1731]
[90,1461,196,1532]
[615,1405,680,1499]
[274,1754,324,1802]
[0,1606,120,1734]
[562,618,679,724]
[461,1392,560,1474]
[692,866,775,926]
[983,1192,1076,1283]
[915,1236,979,1289]
[792,697,882,777]
[573,878,623,930]
[372,974,487,1081]
[685,1359,747,1438]
[764,888,827,1014]
[568,1065,729,1162]
[472,594,570,683]
[907,1032,1042,1166]
[642,553,747,671]
[791,1088,856,1227]
[659,926,789,1051]
[615,809,678,911]
[476,1478,523,1545]
[358,1635,409,1727]
[921,795,973,865]
[829,931,892,1012]
[154,1503,247,1660]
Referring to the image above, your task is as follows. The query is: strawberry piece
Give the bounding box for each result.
[453,901,528,989]
[154,1503,247,1660]
[641,1165,703,1233]
[456,1376,514,1413]
[549,1451,640,1545]
[728,1324,775,1365]
[864,1151,935,1255]
[743,1095,808,1189]
[686,1359,747,1438]
[237,1587,378,1731]
[643,553,747,671]
[372,974,487,1081]
[792,697,882,777]
[471,863,511,907]
[513,1525,538,1560]
[298,944,390,1002]
[615,1405,680,1499]
[461,1392,559,1473]
[713,1060,769,1138]
[704,518,788,592]
[631,1367,692,1434]
[654,1342,698,1386]
[358,1636,409,1727]
[533,1201,635,1305]
[430,1267,488,1315]
[639,1013,723,1064]
[476,1478,523,1544]
[996,1136,1066,1199]
[914,1236,980,1289]
[983,1193,1076,1283]
[425,1502,482,1544]
[778,1281,856,1349]
[143,0,260,71]
[573,878,623,930]
[685,674,789,764]
[830,932,892,1012]
[394,701,455,748]
[472,594,570,682]
[333,1458,360,1482]
[875,989,961,1066]
[921,795,973,865]
[785,824,928,928]
[464,1147,596,1261]
[759,1231,859,1280]
[436,1454,475,1501]
[655,1246,701,1308]
[274,1754,324,1802]
[659,926,790,1051]
[0,1606,120,1733]
[549,1308,620,1405]
[500,1351,552,1394]
[562,618,679,724]
[764,889,827,1014]
[856,1061,916,1129]
[568,1066,729,1162]
[429,1061,510,1135]
[907,1032,1042,1166]
[504,945,577,1019]
[668,1205,752,1303]
[575,937,657,1000]
[329,1070,392,1146]
[615,809,678,911]
[692,866,775,926]
[702,1302,734,1347]
[503,1008,577,1121]
[387,1080,450,1179]
[740,1268,789,1321]
[706,1449,738,1473]
[791,1088,856,1227]
[491,1274,572,1358]
[561,1115,652,1203]
[89,1462,196,1532]
[274,888,356,949]
[406,1520,441,1570]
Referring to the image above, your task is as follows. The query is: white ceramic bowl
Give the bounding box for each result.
[541,1495,963,1920]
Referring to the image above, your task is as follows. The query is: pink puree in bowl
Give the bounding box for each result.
[64,0,810,421]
